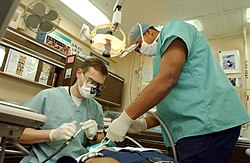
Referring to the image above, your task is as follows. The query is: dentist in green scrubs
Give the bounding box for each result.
[106,19,250,163]
[18,58,108,163]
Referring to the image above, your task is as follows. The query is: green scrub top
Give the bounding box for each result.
[20,87,104,163]
[153,19,250,147]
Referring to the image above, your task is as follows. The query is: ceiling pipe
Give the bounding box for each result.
[128,52,135,105]
[242,26,250,114]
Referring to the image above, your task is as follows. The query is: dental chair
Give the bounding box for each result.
[0,100,46,163]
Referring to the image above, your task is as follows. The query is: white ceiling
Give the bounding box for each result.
[51,0,250,40]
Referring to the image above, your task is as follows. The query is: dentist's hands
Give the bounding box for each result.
[106,111,134,142]
[50,121,76,141]
[80,120,98,140]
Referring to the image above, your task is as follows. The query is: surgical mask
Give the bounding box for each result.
[78,82,96,99]
[138,24,159,56]
[140,35,159,56]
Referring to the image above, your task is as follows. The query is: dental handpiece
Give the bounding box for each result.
[66,128,82,144]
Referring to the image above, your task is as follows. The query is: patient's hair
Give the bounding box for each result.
[85,157,119,163]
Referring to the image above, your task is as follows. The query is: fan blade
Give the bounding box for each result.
[39,22,53,32]
[32,2,45,16]
[46,10,58,21]
[26,15,42,28]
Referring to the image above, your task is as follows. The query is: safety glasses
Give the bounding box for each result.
[83,73,105,91]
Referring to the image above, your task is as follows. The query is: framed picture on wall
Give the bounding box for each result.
[0,45,6,69]
[219,50,241,74]
[44,31,71,55]
[70,42,83,56]
[8,9,22,29]
[4,49,39,81]
[228,78,242,86]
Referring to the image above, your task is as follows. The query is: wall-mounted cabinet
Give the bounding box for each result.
[0,27,66,88]
[97,71,124,107]
[62,55,124,107]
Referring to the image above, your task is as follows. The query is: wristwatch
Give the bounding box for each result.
[79,152,104,162]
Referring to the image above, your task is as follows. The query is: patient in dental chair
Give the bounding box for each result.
[57,146,178,163]
[57,155,119,163]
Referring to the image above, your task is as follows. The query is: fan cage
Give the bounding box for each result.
[23,0,61,34]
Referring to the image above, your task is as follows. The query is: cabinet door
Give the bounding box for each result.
[96,72,124,106]
[231,145,250,163]
[35,61,56,86]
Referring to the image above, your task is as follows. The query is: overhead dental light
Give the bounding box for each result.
[80,0,136,58]
[89,23,126,58]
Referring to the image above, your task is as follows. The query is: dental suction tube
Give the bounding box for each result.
[147,111,177,160]
[40,128,82,163]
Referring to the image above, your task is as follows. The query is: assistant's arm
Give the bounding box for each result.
[126,38,187,119]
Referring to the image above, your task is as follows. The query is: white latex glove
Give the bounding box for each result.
[80,120,98,140]
[128,118,147,133]
[106,111,134,142]
[50,121,76,141]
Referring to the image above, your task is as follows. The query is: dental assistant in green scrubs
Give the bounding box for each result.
[107,19,250,163]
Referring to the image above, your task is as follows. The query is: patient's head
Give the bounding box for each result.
[85,157,119,163]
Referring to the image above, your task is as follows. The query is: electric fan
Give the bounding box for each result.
[23,0,61,34]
